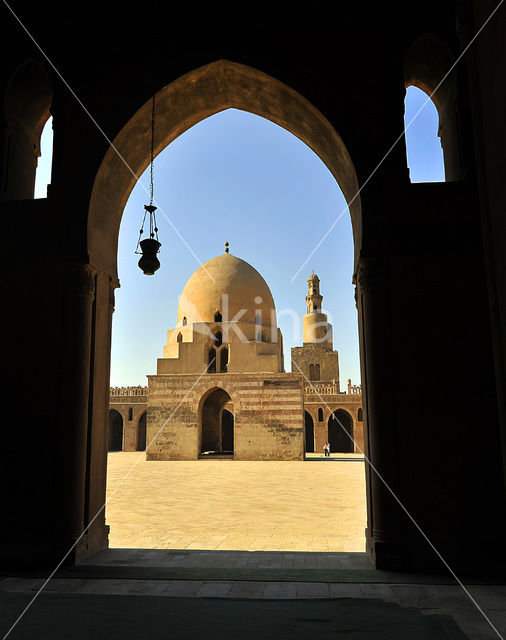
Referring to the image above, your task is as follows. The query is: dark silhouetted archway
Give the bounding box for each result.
[222,409,234,452]
[304,411,315,453]
[328,409,353,453]
[108,409,123,451]
[137,411,147,451]
[201,388,233,455]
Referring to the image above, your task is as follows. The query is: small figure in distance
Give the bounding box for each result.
[324,441,330,457]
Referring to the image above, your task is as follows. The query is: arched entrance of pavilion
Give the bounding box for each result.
[304,411,315,453]
[84,60,365,563]
[200,387,234,457]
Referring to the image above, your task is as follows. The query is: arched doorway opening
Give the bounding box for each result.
[328,409,354,453]
[200,388,234,456]
[108,409,123,451]
[86,59,364,561]
[137,411,147,451]
[222,408,234,452]
[304,411,315,453]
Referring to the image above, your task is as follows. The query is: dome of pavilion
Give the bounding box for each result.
[177,251,276,327]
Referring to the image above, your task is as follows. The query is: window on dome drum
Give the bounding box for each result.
[358,408,363,422]
[309,364,315,380]
[318,407,324,422]
[177,332,183,343]
[182,317,187,326]
[128,407,133,421]
[214,311,222,322]
[214,331,223,347]
[315,364,320,381]
[208,347,217,372]
[219,347,229,373]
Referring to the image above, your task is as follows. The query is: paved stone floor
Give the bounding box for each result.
[105,452,367,551]
[1,455,505,638]
[1,551,505,639]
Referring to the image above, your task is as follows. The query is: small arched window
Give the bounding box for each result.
[3,59,53,200]
[403,34,460,182]
[318,407,324,422]
[404,86,445,183]
[257,332,265,342]
[177,332,183,343]
[128,407,133,421]
[208,347,216,372]
[220,347,229,373]
[255,314,261,325]
[315,364,320,381]
[309,364,315,381]
[182,317,187,326]
[214,311,222,322]
[214,331,223,347]
[358,408,363,422]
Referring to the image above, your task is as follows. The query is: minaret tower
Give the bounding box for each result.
[306,272,323,312]
[303,273,333,347]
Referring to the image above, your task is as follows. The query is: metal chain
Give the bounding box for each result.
[149,94,155,207]
[135,93,159,253]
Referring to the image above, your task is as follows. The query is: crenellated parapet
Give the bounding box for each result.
[110,386,148,398]
[347,379,362,395]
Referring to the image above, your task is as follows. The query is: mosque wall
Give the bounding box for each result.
[291,344,340,386]
[146,372,304,460]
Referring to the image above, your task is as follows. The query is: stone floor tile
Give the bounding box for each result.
[295,582,329,598]
[263,582,297,599]
[0,578,46,592]
[161,580,203,596]
[228,581,266,598]
[127,580,172,596]
[360,583,395,596]
[328,583,364,598]
[72,579,137,595]
[195,581,233,597]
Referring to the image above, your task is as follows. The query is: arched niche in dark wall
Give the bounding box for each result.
[403,33,462,182]
[3,59,53,200]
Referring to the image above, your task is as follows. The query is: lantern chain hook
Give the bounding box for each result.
[136,94,159,254]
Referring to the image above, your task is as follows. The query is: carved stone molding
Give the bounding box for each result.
[109,277,120,313]
[356,257,388,293]
[67,263,97,299]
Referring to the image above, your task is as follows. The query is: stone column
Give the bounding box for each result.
[57,263,96,558]
[356,256,402,569]
[83,273,119,560]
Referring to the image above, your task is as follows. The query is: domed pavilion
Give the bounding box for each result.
[146,246,305,461]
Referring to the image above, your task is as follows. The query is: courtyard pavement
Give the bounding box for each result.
[105,452,367,552]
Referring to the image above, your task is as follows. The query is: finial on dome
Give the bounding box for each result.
[224,241,229,254]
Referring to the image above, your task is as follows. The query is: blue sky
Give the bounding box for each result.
[35,86,443,388]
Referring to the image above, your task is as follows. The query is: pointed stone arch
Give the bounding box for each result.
[87,60,362,279]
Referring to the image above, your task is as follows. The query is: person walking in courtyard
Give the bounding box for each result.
[324,441,330,457]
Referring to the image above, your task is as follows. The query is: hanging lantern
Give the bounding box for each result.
[136,95,161,275]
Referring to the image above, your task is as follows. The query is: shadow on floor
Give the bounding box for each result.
[0,592,468,640]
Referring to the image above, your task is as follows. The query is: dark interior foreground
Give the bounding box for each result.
[1,1,506,637]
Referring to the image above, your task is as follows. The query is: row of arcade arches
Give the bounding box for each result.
[304,409,355,454]
[108,409,147,452]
